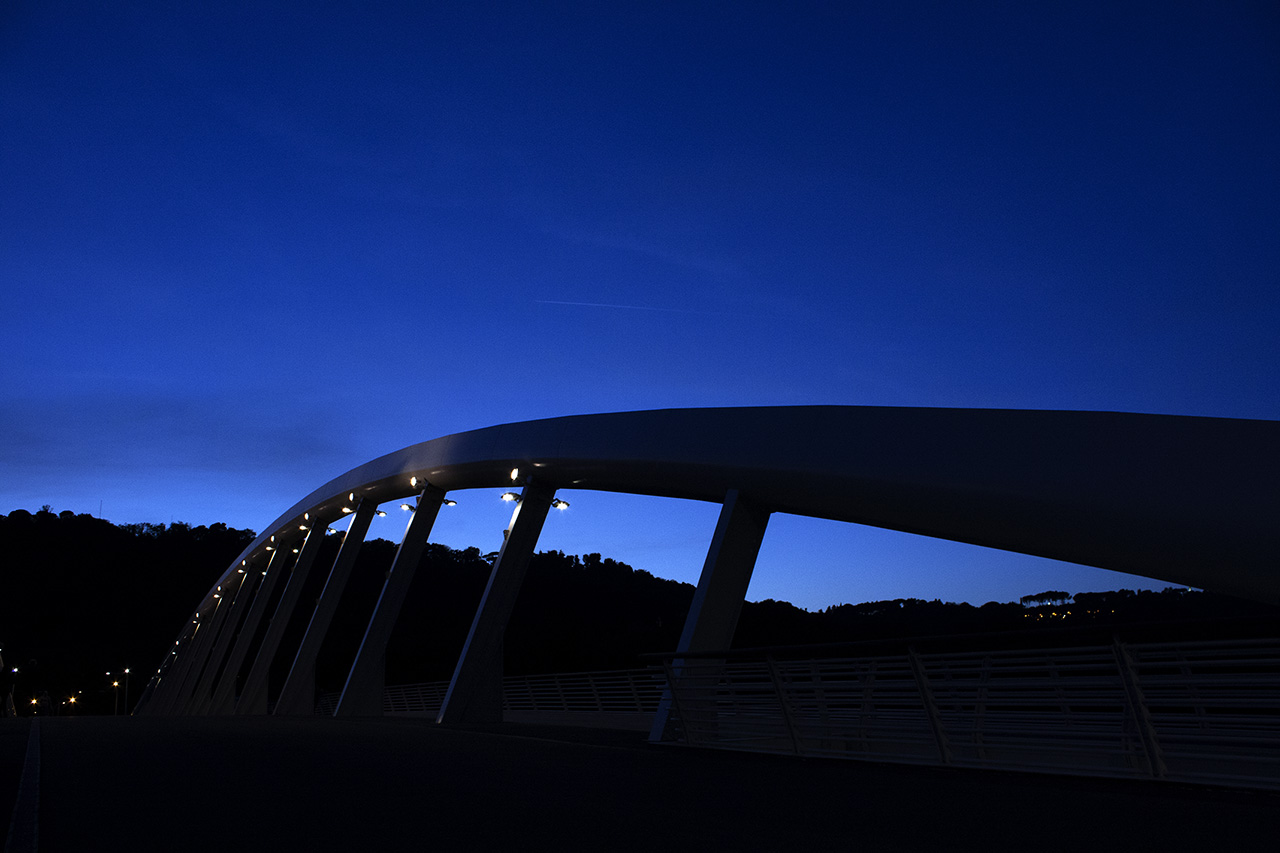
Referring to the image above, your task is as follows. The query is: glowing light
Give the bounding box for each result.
[443,499,457,507]
[410,476,421,488]
[304,512,310,521]
[400,503,414,512]
[349,492,355,501]
[342,507,353,514]
[551,499,570,510]
[501,492,519,502]
[299,525,308,530]
[375,510,387,517]
[510,468,520,481]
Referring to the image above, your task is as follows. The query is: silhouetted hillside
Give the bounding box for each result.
[3,508,1277,712]
[1,508,255,713]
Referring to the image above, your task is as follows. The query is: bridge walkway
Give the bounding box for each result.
[3,716,1277,852]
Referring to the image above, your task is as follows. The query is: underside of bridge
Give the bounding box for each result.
[135,406,1280,733]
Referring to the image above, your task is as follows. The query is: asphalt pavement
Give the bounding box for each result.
[3,715,1277,852]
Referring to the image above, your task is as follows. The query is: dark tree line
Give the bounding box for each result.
[1,509,256,714]
[3,508,1276,712]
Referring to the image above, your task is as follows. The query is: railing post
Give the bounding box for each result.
[660,660,699,745]
[858,659,877,754]
[973,655,991,761]
[1113,639,1167,778]
[765,656,803,754]
[908,647,953,765]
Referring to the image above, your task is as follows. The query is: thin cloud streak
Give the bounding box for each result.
[535,300,716,316]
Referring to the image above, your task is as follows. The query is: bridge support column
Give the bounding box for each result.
[236,520,329,714]
[437,482,555,724]
[168,577,243,715]
[335,485,447,717]
[206,547,290,714]
[273,500,377,715]
[188,563,262,715]
[142,613,205,715]
[650,489,771,741]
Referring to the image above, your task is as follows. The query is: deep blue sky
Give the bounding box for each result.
[3,2,1277,609]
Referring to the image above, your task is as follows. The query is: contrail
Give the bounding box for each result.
[535,299,712,315]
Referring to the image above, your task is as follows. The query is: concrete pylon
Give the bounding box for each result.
[437,482,555,724]
[335,485,447,716]
[273,500,377,715]
[235,521,329,714]
[649,489,771,741]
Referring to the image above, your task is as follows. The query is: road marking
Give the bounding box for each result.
[4,718,39,853]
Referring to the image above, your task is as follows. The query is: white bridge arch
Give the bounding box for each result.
[137,406,1280,729]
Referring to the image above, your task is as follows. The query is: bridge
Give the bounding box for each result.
[131,406,1280,790]
[8,714,1278,851]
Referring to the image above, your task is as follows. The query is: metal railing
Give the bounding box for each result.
[657,637,1280,790]
[312,637,1280,789]
[314,668,664,718]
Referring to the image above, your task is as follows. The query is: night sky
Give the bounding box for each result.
[3,2,1277,610]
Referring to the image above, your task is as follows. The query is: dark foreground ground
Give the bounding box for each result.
[3,716,1277,852]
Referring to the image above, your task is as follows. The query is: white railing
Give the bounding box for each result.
[502,668,665,714]
[658,637,1280,791]
[314,668,664,718]
[312,637,1280,789]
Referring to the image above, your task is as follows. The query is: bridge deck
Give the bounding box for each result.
[4,717,1276,851]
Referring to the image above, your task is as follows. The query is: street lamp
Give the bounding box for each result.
[108,672,120,715]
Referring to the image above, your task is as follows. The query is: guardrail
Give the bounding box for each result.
[314,668,664,719]
[311,637,1280,789]
[656,637,1280,791]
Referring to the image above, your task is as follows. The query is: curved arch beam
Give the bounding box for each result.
[141,407,1279,716]
[215,406,1278,603]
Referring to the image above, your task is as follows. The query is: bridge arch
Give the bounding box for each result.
[137,406,1280,722]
